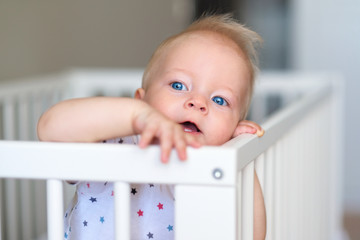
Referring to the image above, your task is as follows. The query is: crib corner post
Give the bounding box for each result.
[174,184,237,240]
[46,179,64,240]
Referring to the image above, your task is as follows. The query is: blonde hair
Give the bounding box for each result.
[142,14,262,119]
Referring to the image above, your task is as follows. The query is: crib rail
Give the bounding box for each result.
[0,70,344,240]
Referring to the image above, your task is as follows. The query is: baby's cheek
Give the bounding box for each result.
[207,128,233,145]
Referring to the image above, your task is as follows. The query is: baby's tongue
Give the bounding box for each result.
[181,122,198,133]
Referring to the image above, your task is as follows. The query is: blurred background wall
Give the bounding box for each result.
[0,0,193,81]
[1,0,359,238]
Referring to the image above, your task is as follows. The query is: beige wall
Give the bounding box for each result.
[0,0,193,81]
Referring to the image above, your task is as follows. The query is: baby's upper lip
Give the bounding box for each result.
[179,121,201,133]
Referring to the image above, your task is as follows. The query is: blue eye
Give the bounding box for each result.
[171,82,188,91]
[212,96,228,106]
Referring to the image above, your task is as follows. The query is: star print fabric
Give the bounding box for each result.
[63,136,175,240]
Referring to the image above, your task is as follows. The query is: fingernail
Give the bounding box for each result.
[161,153,169,164]
[180,151,187,161]
[257,129,265,137]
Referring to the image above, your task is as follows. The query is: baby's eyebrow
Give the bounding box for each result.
[164,69,194,84]
[165,68,192,77]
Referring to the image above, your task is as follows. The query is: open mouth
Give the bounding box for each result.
[180,121,201,133]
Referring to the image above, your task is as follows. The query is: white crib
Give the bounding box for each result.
[0,69,345,240]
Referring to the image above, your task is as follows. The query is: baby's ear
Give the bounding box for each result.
[232,120,265,138]
[134,88,145,100]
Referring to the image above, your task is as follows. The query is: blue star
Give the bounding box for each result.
[83,220,88,227]
[167,225,173,231]
[64,232,68,239]
[147,232,154,239]
[89,197,97,203]
[100,216,105,223]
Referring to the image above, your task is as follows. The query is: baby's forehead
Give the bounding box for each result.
[143,31,250,88]
[168,31,242,53]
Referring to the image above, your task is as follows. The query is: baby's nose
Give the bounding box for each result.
[185,97,208,113]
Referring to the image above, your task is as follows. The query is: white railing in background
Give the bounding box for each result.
[0,70,345,240]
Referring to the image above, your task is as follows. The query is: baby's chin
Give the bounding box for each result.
[200,135,232,146]
[185,134,228,146]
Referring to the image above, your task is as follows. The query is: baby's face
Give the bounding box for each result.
[141,32,251,145]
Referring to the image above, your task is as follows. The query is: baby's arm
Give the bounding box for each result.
[254,171,266,240]
[38,97,140,142]
[37,97,201,162]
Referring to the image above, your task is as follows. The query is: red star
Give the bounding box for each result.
[157,203,164,210]
[111,191,114,196]
[87,183,90,188]
[137,209,144,216]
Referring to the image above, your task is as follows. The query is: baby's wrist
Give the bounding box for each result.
[131,101,153,134]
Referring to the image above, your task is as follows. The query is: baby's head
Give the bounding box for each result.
[135,14,262,145]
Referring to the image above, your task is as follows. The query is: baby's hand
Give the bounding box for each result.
[133,107,202,163]
[232,120,265,138]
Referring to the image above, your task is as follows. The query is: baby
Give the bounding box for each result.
[38,14,266,240]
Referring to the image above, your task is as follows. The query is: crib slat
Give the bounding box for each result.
[17,96,33,239]
[273,140,283,240]
[318,105,329,240]
[34,181,47,237]
[288,124,301,239]
[47,180,64,240]
[282,126,295,239]
[3,98,16,140]
[31,94,44,141]
[264,146,274,240]
[18,96,30,141]
[241,161,254,240]
[20,180,34,240]
[4,180,19,240]
[322,102,333,239]
[281,132,290,239]
[236,171,242,240]
[114,182,130,240]
[297,117,306,240]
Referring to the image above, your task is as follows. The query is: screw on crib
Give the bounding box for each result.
[212,168,223,180]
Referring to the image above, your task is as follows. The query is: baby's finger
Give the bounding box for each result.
[185,134,203,148]
[238,120,262,130]
[237,120,265,137]
[175,140,187,161]
[139,126,157,148]
[160,133,173,164]
[173,128,187,161]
